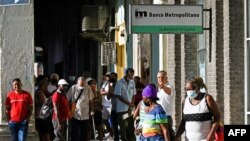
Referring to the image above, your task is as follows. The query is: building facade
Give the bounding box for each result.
[116,0,246,130]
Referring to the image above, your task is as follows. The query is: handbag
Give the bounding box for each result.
[215,124,224,141]
[69,89,84,119]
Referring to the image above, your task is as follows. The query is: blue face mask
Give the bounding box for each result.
[186,90,197,99]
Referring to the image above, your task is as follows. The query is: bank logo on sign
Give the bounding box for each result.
[135,9,147,19]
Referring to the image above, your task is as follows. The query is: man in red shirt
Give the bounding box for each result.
[5,78,33,141]
[52,79,70,141]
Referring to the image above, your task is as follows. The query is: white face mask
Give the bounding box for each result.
[186,90,197,99]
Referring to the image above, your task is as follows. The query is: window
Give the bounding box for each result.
[197,0,206,82]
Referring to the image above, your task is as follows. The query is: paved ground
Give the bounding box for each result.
[90,132,114,141]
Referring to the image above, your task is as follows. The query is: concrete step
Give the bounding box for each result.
[0,123,38,141]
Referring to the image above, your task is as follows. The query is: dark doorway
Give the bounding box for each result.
[34,0,102,83]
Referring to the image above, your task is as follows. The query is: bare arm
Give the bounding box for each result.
[158,82,172,95]
[100,89,109,95]
[174,99,186,140]
[116,95,134,107]
[206,94,221,141]
[27,105,33,122]
[5,105,10,121]
[160,123,170,141]
[53,101,61,127]
[133,101,141,119]
[161,86,172,95]
[174,119,185,140]
[107,85,115,100]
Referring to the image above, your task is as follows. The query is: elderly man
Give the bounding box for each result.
[157,70,175,127]
[67,77,94,141]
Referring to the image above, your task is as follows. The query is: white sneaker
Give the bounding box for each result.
[103,134,113,140]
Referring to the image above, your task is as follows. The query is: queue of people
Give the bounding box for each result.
[4,69,222,141]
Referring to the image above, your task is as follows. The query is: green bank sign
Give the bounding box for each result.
[129,5,203,34]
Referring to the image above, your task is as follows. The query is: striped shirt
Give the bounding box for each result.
[142,104,168,137]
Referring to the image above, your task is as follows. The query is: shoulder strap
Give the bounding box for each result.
[75,89,84,103]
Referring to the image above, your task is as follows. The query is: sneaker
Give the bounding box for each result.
[107,136,113,140]
[103,134,112,140]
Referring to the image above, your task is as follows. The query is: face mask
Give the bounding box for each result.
[109,78,116,83]
[186,90,197,99]
[143,101,150,106]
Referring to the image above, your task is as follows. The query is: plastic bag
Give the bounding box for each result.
[215,124,224,141]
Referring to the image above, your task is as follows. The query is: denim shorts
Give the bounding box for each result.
[140,135,165,141]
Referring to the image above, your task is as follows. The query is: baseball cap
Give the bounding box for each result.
[58,79,69,85]
[86,77,94,84]
[142,85,159,100]
[106,72,111,76]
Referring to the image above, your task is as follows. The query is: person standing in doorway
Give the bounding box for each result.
[157,70,175,128]
[5,78,33,141]
[114,68,136,141]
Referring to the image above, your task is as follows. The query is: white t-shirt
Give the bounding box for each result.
[157,83,175,116]
[101,81,111,107]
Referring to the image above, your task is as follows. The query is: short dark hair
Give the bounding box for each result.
[12,78,21,83]
[126,68,134,74]
[110,72,118,78]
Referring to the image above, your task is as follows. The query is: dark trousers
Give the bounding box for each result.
[52,119,66,141]
[110,110,119,141]
[70,118,90,141]
[167,116,173,127]
[117,112,135,141]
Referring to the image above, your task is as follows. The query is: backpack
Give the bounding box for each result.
[39,96,53,120]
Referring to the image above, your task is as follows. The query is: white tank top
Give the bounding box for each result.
[183,95,212,141]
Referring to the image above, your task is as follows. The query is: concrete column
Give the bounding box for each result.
[151,34,159,84]
[223,0,244,124]
[0,3,38,140]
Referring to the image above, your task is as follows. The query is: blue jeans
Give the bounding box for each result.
[8,120,28,141]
